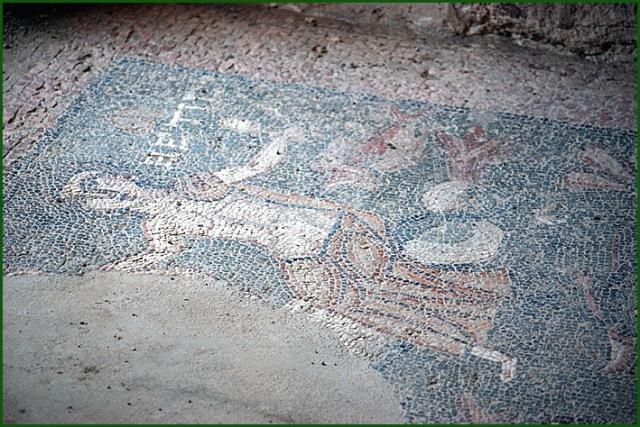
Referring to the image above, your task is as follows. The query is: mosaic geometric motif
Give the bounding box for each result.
[3,59,636,423]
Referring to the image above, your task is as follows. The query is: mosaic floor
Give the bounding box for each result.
[3,58,637,423]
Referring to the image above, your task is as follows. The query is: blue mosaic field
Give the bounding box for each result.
[3,58,636,423]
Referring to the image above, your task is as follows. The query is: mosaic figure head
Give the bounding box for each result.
[61,171,142,211]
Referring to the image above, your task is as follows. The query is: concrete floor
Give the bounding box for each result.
[4,273,402,423]
[3,4,637,424]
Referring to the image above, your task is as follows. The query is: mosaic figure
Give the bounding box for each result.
[578,269,636,374]
[564,143,635,191]
[566,144,636,374]
[314,106,427,191]
[61,125,517,382]
[403,125,509,265]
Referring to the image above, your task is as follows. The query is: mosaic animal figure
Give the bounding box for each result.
[61,126,517,382]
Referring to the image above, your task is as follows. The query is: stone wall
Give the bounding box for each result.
[268,3,450,36]
[447,3,636,62]
[269,3,637,62]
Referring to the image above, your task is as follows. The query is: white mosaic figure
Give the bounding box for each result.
[61,123,517,382]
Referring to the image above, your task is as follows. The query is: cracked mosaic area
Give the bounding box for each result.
[3,58,636,423]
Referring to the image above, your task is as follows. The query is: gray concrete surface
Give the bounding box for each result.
[3,272,403,424]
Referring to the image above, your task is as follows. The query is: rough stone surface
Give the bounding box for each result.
[448,3,637,62]
[270,3,637,63]
[268,3,451,36]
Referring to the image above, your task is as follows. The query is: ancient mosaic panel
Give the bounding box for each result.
[3,58,636,423]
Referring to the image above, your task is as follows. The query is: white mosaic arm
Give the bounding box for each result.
[214,127,301,184]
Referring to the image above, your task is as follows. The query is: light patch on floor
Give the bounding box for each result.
[3,272,403,424]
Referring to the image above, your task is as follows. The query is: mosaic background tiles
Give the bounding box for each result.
[3,58,636,423]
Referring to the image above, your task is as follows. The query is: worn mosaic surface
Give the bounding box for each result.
[3,58,637,423]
